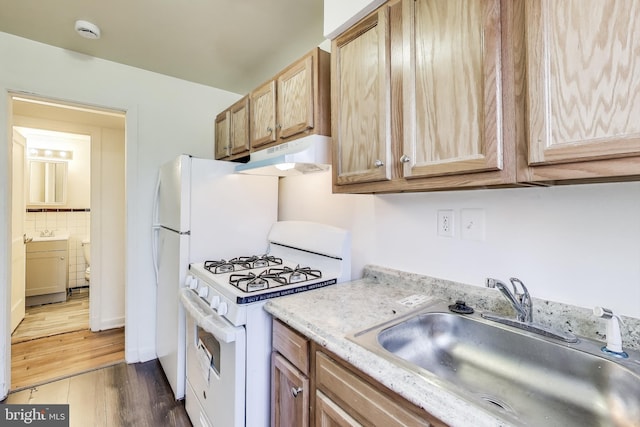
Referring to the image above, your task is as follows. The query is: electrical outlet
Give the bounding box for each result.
[437,210,454,237]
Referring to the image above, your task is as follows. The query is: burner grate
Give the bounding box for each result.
[228,265,322,293]
[268,265,322,284]
[204,255,283,274]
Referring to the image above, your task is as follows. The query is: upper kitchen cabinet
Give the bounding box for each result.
[402,0,503,179]
[519,0,640,182]
[215,110,230,160]
[250,80,277,148]
[332,0,519,193]
[250,47,331,151]
[215,96,250,161]
[332,0,394,185]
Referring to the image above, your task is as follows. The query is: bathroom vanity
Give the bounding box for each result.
[26,236,69,306]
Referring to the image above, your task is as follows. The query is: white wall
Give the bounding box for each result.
[279,171,640,319]
[0,31,242,395]
[278,172,376,279]
[323,0,386,38]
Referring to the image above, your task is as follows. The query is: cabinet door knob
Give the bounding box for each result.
[374,160,384,168]
[400,154,410,163]
[267,127,273,133]
[291,386,303,397]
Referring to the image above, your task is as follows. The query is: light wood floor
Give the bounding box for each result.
[11,327,125,391]
[3,360,191,427]
[12,289,90,344]
[10,289,125,391]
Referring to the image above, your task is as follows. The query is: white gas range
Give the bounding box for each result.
[179,221,351,427]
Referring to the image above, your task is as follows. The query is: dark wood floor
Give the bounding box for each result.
[3,360,192,427]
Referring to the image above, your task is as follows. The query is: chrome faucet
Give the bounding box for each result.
[486,277,532,323]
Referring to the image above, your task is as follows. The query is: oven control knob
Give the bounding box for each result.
[198,286,209,298]
[217,302,228,316]
[209,296,220,309]
[187,276,198,290]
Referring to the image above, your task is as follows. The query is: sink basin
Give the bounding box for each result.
[30,232,70,242]
[349,301,640,426]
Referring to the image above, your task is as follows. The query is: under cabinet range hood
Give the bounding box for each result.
[235,135,331,176]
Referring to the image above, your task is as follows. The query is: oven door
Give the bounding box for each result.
[181,290,246,427]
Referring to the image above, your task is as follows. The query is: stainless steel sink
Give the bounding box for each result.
[349,301,640,427]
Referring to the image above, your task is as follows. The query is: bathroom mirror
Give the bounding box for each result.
[28,160,67,205]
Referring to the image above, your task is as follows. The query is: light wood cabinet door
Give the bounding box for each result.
[26,242,67,297]
[402,0,503,179]
[316,391,362,427]
[214,110,230,160]
[522,0,640,179]
[272,353,309,427]
[251,80,277,148]
[249,48,330,153]
[278,55,314,140]
[229,96,250,156]
[332,4,393,185]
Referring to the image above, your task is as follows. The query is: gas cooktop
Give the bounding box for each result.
[192,254,337,304]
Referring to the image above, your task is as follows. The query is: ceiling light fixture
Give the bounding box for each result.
[74,20,101,40]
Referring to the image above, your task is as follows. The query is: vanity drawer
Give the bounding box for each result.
[26,240,67,253]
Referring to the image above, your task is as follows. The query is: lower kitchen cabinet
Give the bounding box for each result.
[272,353,310,427]
[271,319,446,427]
[272,319,310,427]
[315,390,362,427]
[314,350,442,427]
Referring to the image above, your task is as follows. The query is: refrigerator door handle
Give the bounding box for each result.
[152,171,161,225]
[152,173,162,285]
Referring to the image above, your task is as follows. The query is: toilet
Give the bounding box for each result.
[81,239,91,283]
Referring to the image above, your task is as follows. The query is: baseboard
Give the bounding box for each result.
[95,316,125,331]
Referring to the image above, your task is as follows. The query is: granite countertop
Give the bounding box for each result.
[264,265,640,427]
[265,267,511,427]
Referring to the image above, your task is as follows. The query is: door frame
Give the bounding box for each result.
[1,90,132,398]
[10,129,26,333]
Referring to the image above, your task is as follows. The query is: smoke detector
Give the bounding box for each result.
[74,20,101,40]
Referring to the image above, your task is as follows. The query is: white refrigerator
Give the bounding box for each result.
[152,154,278,399]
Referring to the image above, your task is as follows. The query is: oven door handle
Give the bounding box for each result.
[179,289,242,344]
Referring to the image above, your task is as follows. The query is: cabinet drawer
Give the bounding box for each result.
[272,319,309,375]
[315,351,433,427]
[26,240,67,253]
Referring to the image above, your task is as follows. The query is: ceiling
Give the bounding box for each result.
[0,0,326,94]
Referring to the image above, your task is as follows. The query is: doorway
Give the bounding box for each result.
[8,95,126,390]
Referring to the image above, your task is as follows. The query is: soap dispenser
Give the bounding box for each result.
[593,306,629,359]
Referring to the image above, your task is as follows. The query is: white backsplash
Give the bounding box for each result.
[25,209,90,289]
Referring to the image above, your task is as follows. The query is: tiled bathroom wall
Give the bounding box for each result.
[25,209,91,289]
